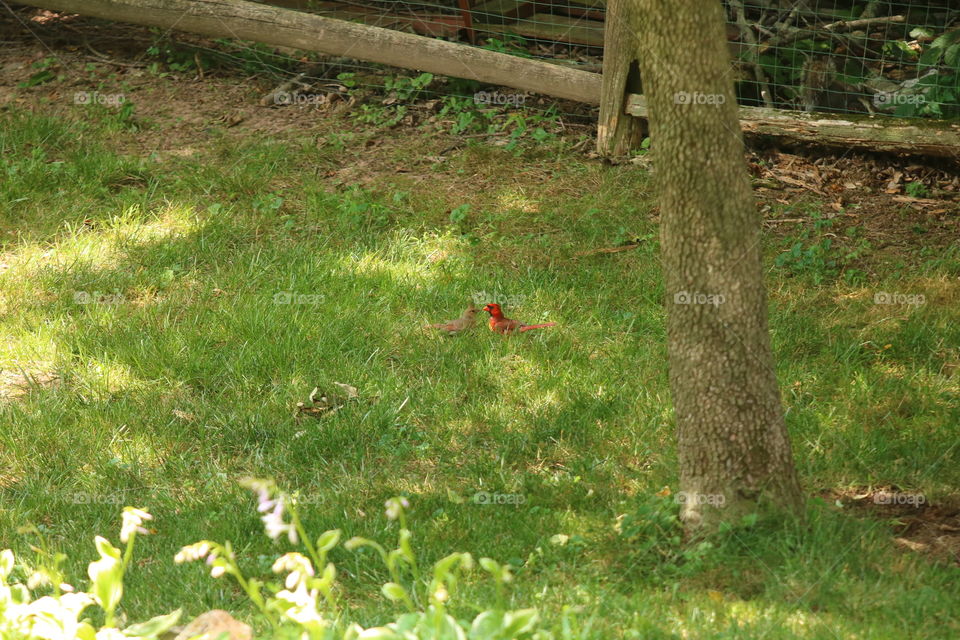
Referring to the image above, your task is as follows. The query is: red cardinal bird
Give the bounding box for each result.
[482,303,556,335]
[425,303,478,335]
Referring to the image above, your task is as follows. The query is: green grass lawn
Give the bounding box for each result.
[1,102,959,639]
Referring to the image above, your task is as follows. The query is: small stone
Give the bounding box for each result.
[174,610,251,640]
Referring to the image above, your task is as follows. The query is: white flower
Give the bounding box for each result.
[25,592,95,640]
[242,478,278,512]
[120,507,152,543]
[254,486,277,513]
[275,581,325,627]
[384,497,410,521]
[27,571,50,590]
[272,552,315,589]
[175,541,213,564]
[261,497,297,543]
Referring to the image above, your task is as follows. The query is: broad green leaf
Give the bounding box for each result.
[88,537,123,613]
[381,582,409,603]
[122,609,182,637]
[0,549,13,579]
[503,609,539,635]
[468,610,504,638]
[316,529,341,553]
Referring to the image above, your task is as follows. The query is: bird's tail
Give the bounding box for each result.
[519,323,557,332]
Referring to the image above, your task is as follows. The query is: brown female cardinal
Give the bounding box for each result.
[425,303,478,335]
[482,303,556,335]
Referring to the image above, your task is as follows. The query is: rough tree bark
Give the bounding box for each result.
[632,0,804,530]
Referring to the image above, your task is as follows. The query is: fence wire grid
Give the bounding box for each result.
[7,0,960,124]
[258,0,960,119]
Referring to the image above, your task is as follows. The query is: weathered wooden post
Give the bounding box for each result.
[597,0,645,157]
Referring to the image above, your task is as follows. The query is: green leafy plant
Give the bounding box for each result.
[174,482,581,639]
[0,508,182,640]
[905,181,930,198]
[480,36,531,58]
[887,28,960,117]
[384,73,434,103]
[616,491,713,580]
[336,72,357,89]
[17,57,60,88]
[253,193,285,215]
[2,485,586,640]
[449,204,470,225]
[144,41,209,76]
[104,99,139,132]
[774,212,839,283]
[355,103,408,128]
[338,186,393,227]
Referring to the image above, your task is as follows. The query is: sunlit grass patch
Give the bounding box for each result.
[0,101,958,639]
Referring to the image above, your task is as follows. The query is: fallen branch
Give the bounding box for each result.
[823,15,905,32]
[575,243,641,257]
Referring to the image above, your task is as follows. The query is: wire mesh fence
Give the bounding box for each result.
[728,0,960,119]
[245,0,960,120]
[6,0,960,128]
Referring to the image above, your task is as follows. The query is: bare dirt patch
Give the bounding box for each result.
[0,367,59,402]
[825,487,960,566]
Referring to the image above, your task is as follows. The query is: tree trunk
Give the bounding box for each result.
[632,0,803,531]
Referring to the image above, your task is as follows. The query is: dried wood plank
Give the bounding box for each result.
[480,13,605,46]
[472,0,536,22]
[597,0,644,157]
[625,94,960,158]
